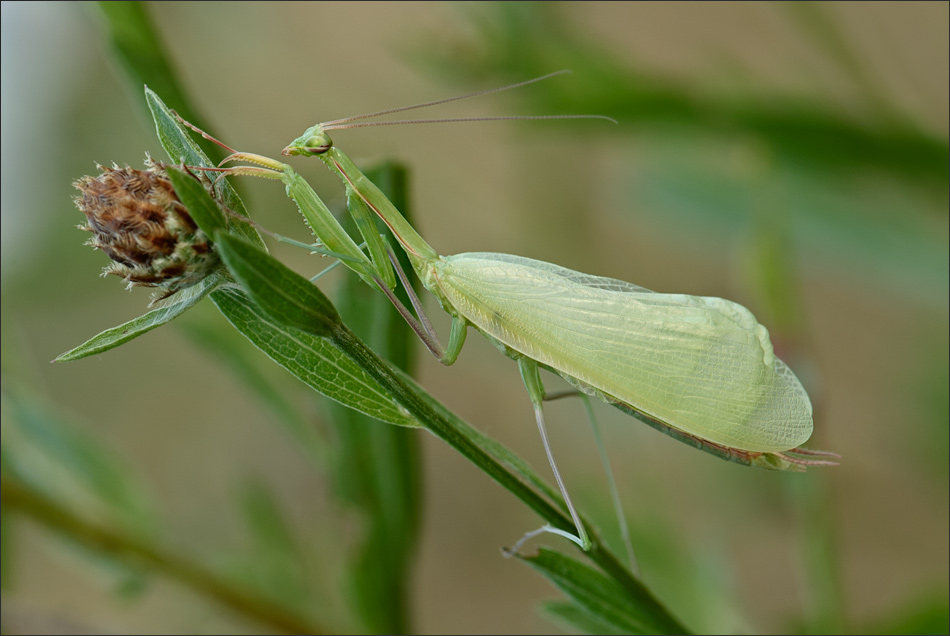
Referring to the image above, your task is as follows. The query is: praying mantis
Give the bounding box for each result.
[178,72,833,552]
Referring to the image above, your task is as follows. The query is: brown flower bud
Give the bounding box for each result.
[74,162,218,300]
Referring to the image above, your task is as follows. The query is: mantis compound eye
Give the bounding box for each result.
[304,138,332,154]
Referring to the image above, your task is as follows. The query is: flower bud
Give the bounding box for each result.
[74,162,217,300]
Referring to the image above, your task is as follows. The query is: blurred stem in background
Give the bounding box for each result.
[0,469,323,634]
[326,163,421,634]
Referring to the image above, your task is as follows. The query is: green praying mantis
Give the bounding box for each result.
[178,71,835,552]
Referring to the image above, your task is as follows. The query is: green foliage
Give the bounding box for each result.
[215,233,342,338]
[209,285,415,428]
[164,166,228,236]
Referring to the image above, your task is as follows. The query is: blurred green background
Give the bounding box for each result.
[2,2,947,634]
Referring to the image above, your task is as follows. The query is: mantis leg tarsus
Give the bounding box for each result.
[502,524,586,558]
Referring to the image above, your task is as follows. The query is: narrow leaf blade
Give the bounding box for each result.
[209,286,417,428]
[54,275,219,362]
[521,547,689,635]
[215,233,340,337]
[145,87,263,247]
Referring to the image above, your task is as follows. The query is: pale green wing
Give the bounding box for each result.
[433,253,812,453]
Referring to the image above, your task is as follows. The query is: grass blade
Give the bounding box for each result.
[521,547,689,635]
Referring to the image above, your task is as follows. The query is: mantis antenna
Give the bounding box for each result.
[317,70,617,131]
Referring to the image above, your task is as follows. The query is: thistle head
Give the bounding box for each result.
[74,161,218,300]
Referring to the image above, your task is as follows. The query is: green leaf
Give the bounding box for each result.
[209,286,416,428]
[145,87,263,248]
[215,233,340,337]
[521,548,689,635]
[54,275,220,362]
[146,87,216,171]
[164,166,227,237]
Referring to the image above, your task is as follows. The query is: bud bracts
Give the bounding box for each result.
[74,163,217,297]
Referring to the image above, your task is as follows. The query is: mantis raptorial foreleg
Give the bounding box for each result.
[174,113,396,292]
[176,115,467,367]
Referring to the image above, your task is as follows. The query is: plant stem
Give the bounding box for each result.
[329,323,687,631]
[1,476,324,635]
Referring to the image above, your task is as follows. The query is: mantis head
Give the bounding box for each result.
[282,125,333,156]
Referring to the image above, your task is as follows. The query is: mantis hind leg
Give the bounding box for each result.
[505,358,591,555]
[550,390,638,574]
